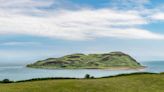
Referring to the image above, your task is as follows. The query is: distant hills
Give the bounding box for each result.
[27,51,143,69]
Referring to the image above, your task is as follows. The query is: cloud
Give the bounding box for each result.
[151,13,164,20]
[0,0,54,9]
[110,0,150,10]
[0,0,163,40]
[0,41,41,46]
[93,28,164,40]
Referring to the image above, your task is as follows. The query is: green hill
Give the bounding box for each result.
[27,51,143,69]
[0,73,164,92]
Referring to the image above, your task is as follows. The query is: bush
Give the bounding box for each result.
[2,79,13,83]
[85,74,90,79]
[90,76,95,79]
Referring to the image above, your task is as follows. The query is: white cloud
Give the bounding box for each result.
[93,28,164,40]
[110,0,150,10]
[0,42,41,46]
[0,0,54,9]
[151,13,164,20]
[0,0,163,40]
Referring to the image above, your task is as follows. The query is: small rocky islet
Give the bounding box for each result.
[27,51,143,69]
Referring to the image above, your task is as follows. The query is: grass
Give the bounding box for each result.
[0,73,163,92]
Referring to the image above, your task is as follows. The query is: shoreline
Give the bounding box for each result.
[27,66,146,70]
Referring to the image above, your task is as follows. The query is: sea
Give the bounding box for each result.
[0,61,163,81]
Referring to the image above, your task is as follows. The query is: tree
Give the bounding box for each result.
[90,76,95,79]
[85,74,90,79]
[2,79,12,83]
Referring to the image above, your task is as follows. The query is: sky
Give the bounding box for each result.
[1,0,164,65]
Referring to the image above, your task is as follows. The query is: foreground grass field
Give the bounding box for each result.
[0,73,164,92]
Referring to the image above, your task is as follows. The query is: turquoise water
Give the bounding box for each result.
[0,61,163,81]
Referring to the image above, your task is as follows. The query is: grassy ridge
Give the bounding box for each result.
[27,52,142,69]
[0,73,163,92]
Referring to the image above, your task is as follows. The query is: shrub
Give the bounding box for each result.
[2,79,13,83]
[85,74,90,79]
[90,76,95,79]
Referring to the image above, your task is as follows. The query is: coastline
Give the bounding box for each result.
[27,66,146,70]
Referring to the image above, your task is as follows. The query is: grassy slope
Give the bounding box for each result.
[0,73,164,92]
[27,52,142,69]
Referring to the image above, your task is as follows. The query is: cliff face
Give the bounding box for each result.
[27,51,142,69]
